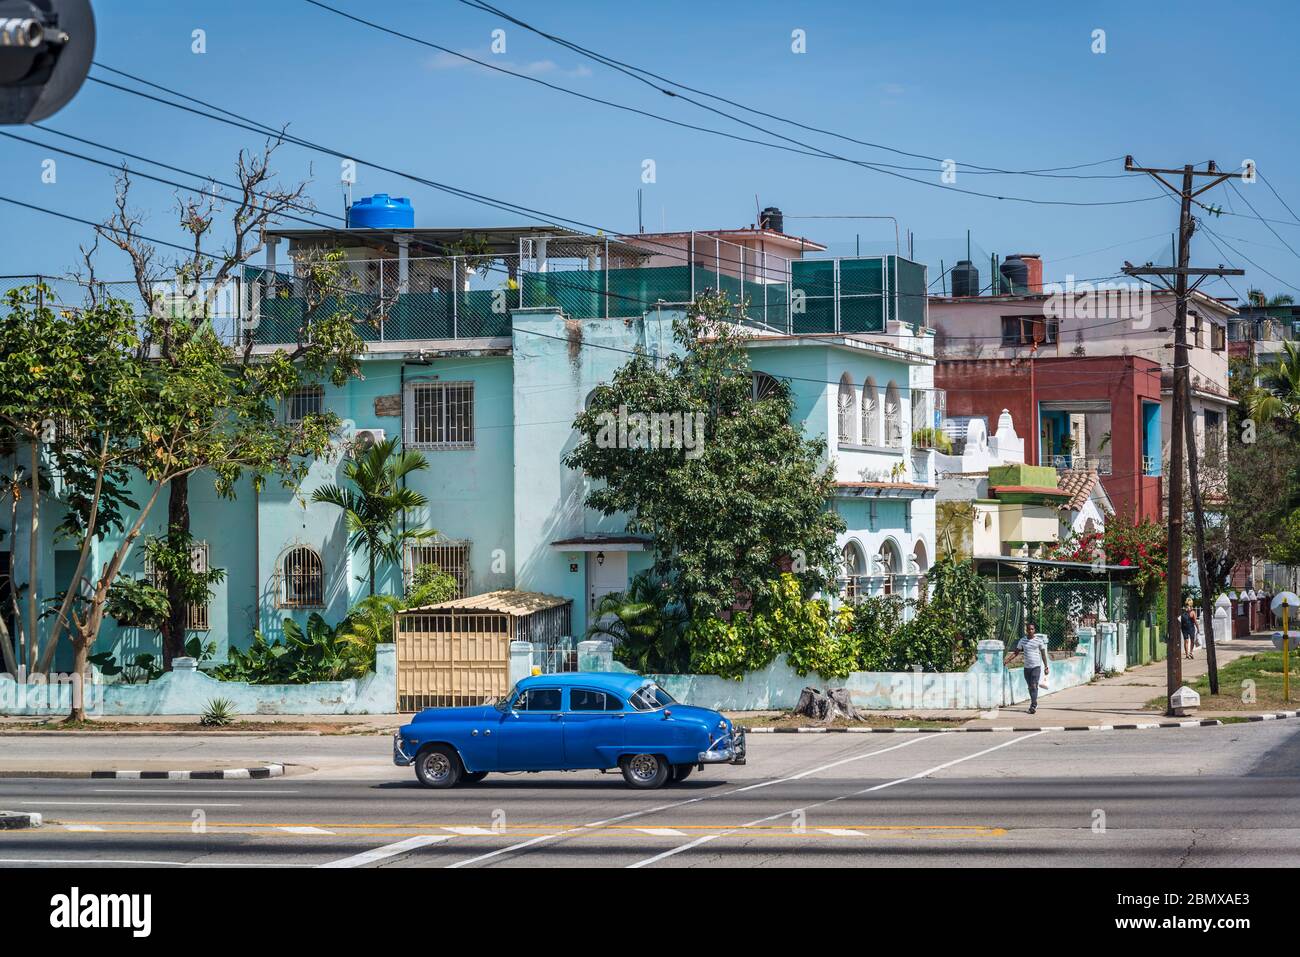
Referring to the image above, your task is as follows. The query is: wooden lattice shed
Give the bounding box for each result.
[395,590,573,711]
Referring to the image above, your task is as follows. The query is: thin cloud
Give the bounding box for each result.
[428,48,593,80]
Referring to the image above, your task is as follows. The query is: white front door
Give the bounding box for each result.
[589,551,629,611]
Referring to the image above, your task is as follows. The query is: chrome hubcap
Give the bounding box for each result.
[421,751,451,783]
[629,754,659,781]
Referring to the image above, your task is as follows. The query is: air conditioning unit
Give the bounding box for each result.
[350,428,385,456]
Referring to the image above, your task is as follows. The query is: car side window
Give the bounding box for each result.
[569,689,607,712]
[629,687,659,711]
[604,693,625,711]
[516,688,562,711]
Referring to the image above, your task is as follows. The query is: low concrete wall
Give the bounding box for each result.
[0,644,397,716]
[570,631,1096,711]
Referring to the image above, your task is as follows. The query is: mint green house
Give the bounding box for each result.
[5,206,939,671]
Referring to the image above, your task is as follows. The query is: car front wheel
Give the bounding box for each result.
[415,745,462,789]
[620,753,669,790]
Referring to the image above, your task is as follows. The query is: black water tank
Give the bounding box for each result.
[951,260,979,297]
[1000,254,1029,295]
[759,206,784,233]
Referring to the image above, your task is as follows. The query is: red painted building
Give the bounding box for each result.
[936,355,1163,522]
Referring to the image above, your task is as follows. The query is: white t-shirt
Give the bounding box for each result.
[1017,635,1048,669]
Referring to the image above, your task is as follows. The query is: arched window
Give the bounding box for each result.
[878,539,902,595]
[752,371,783,403]
[861,376,879,446]
[841,541,866,600]
[837,374,856,445]
[911,539,929,576]
[282,546,324,608]
[884,381,902,448]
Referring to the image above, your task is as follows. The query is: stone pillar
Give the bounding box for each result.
[1214,594,1233,644]
[1075,626,1095,671]
[509,641,534,687]
[578,640,614,672]
[1097,622,1119,672]
[970,639,1005,709]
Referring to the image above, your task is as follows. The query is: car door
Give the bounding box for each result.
[496,686,566,770]
[562,687,626,769]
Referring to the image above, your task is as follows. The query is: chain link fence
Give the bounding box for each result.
[985,579,1145,655]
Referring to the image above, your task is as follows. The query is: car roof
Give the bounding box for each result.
[516,672,649,696]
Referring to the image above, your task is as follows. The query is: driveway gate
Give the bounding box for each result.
[395,590,573,711]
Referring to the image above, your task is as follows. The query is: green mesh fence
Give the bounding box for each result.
[839,258,886,333]
[244,255,922,343]
[892,256,927,332]
[790,259,835,334]
[985,579,1142,654]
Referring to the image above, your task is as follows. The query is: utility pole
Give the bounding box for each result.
[1123,158,1245,712]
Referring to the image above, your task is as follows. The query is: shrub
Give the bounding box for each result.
[200,697,235,727]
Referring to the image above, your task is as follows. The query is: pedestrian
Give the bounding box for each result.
[1181,600,1197,660]
[1007,621,1050,715]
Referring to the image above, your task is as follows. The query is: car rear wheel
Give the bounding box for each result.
[670,764,694,783]
[461,771,488,784]
[415,745,462,789]
[620,753,669,790]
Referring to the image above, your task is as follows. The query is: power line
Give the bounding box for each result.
[455,0,1132,181]
[300,0,1164,208]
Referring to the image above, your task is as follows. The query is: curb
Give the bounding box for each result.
[0,764,286,780]
[742,717,1284,734]
[0,811,42,829]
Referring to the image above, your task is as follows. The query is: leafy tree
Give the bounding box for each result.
[565,290,844,624]
[91,144,369,666]
[312,437,437,595]
[0,286,349,718]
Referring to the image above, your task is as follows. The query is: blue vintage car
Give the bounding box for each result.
[394,672,746,789]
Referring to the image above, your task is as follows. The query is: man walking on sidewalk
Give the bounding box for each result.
[1007,622,1050,715]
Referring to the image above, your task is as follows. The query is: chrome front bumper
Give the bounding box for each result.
[393,732,414,767]
[698,729,747,765]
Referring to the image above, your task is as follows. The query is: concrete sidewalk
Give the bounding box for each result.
[961,634,1272,728]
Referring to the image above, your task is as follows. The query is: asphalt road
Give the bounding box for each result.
[3,722,1300,868]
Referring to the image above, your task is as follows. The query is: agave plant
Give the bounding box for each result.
[587,573,691,673]
[200,697,236,727]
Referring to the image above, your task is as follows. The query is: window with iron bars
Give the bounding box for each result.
[145,541,210,631]
[405,540,471,598]
[285,385,324,424]
[405,381,474,450]
[280,546,324,608]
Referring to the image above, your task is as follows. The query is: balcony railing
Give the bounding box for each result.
[1041,453,1112,474]
[240,237,928,346]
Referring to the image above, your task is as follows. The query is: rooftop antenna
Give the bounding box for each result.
[638,188,644,234]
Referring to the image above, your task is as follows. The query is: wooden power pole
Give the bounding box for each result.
[1123,158,1245,713]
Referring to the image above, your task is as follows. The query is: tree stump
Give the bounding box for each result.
[793,686,864,723]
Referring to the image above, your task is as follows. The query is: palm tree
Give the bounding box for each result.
[587,573,691,673]
[1248,339,1300,428]
[312,437,436,595]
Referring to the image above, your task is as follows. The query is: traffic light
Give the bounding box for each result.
[0,0,94,125]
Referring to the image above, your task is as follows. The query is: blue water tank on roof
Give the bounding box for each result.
[348,194,414,229]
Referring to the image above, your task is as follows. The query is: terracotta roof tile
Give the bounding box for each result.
[1056,469,1099,512]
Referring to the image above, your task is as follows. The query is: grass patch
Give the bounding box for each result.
[740,712,965,730]
[1146,651,1300,712]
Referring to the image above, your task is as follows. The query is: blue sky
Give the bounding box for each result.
[2,0,1298,303]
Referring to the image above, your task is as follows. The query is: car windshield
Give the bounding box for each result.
[630,683,676,711]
